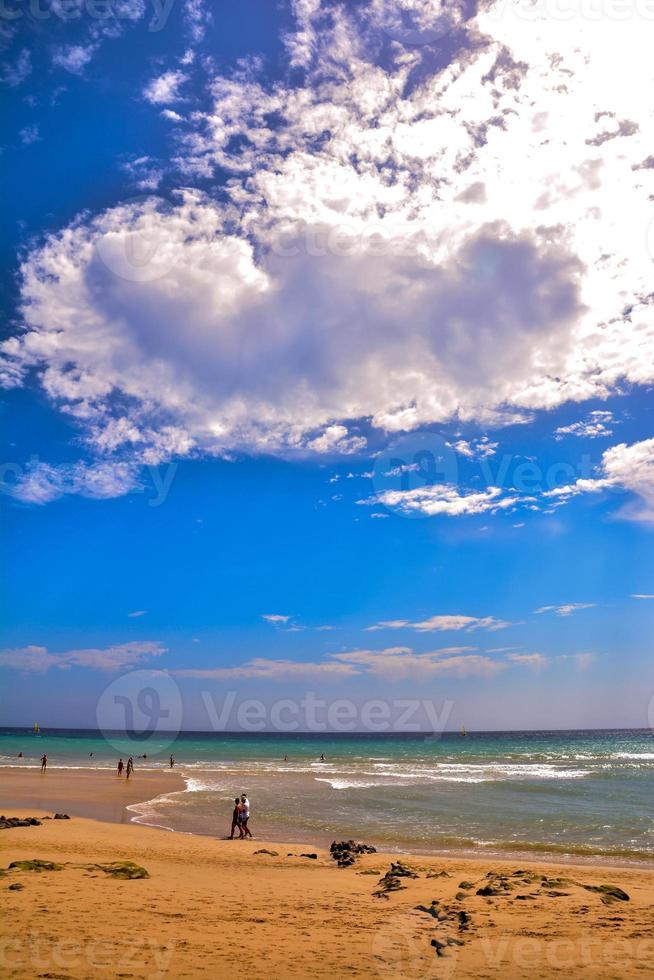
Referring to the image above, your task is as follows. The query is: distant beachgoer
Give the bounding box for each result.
[126,756,134,780]
[117,759,124,776]
[169,755,175,768]
[89,752,93,757]
[142,754,147,759]
[283,754,288,762]
[17,751,23,758]
[40,754,47,772]
[320,753,325,762]
[239,794,253,838]
[229,797,243,839]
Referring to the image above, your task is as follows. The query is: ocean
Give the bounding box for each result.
[2,728,653,862]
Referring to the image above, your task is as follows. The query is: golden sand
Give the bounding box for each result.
[1,773,653,979]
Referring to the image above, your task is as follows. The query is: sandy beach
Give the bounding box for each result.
[2,772,654,979]
[0,768,185,824]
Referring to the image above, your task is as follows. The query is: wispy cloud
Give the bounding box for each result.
[632,594,654,599]
[554,410,615,441]
[535,603,596,617]
[506,653,548,668]
[174,658,357,680]
[128,610,148,618]
[173,644,575,683]
[262,614,291,625]
[365,615,512,633]
[0,641,165,674]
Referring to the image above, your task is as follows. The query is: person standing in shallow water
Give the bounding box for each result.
[117,759,124,777]
[40,754,47,772]
[126,757,133,780]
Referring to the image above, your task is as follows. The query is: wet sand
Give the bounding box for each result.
[0,767,184,823]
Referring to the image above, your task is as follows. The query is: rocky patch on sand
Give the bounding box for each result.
[0,816,42,829]
[329,840,376,868]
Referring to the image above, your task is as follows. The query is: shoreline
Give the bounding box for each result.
[2,766,653,872]
[2,807,654,978]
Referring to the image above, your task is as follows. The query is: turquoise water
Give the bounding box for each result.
[2,728,653,860]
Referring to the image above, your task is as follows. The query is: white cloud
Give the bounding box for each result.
[52,44,97,75]
[365,614,512,632]
[177,642,568,682]
[545,438,654,524]
[0,641,165,673]
[143,70,188,105]
[262,614,291,624]
[2,48,31,87]
[128,610,147,618]
[3,0,654,485]
[360,484,525,518]
[554,410,615,440]
[305,424,367,455]
[632,593,654,599]
[535,603,596,617]
[448,437,498,460]
[6,461,138,505]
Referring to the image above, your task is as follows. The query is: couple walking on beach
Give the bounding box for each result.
[229,794,252,839]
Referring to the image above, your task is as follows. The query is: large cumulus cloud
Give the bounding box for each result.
[2,0,654,476]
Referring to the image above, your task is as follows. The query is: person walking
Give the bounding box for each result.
[40,754,47,772]
[126,756,133,780]
[117,758,124,777]
[229,797,243,839]
[239,794,253,838]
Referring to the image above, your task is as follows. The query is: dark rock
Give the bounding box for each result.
[388,861,418,878]
[426,870,452,879]
[455,891,468,901]
[458,881,474,890]
[458,911,471,930]
[415,903,439,918]
[583,884,629,904]
[329,840,376,868]
[53,813,70,820]
[89,861,149,880]
[0,816,42,830]
[300,853,317,859]
[430,939,448,957]
[254,849,279,856]
[8,860,62,872]
[8,882,25,890]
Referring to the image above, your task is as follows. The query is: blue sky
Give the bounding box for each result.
[1,0,653,730]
